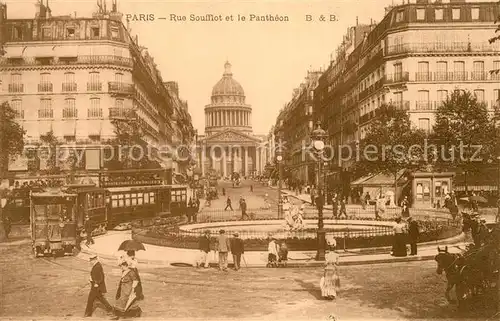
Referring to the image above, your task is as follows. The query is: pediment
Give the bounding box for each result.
[203,130,261,143]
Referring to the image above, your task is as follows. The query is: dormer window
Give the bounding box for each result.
[416,8,425,20]
[435,8,443,20]
[396,10,404,23]
[91,27,100,37]
[67,28,75,37]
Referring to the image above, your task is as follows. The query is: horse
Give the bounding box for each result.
[435,246,463,304]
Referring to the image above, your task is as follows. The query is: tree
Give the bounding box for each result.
[0,102,25,241]
[353,104,427,201]
[431,90,497,192]
[108,114,161,170]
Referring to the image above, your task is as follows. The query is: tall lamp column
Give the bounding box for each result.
[311,121,328,261]
[276,133,283,219]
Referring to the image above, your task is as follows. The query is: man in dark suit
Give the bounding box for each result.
[408,217,420,255]
[84,215,94,247]
[85,255,114,317]
[230,233,245,270]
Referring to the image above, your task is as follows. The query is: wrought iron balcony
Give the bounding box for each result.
[63,108,78,119]
[38,109,53,119]
[109,108,137,120]
[433,72,469,81]
[87,108,103,118]
[471,71,487,81]
[385,72,409,84]
[0,55,133,68]
[415,72,432,82]
[108,82,135,95]
[8,83,24,93]
[62,82,77,92]
[87,82,102,91]
[389,100,410,111]
[38,82,53,92]
[415,101,436,111]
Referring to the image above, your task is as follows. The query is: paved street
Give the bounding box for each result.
[1,241,493,320]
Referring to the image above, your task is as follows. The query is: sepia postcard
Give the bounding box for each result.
[0,0,499,320]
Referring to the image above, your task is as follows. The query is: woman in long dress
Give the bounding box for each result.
[114,261,142,319]
[391,217,407,257]
[320,243,340,300]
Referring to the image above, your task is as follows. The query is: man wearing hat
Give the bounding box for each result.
[84,215,94,247]
[230,233,245,270]
[407,217,420,255]
[216,229,231,271]
[197,230,211,268]
[84,255,113,317]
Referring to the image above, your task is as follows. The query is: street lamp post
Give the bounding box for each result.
[276,131,284,219]
[311,121,328,261]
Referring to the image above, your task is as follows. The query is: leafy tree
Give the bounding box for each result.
[431,90,496,192]
[108,114,161,170]
[0,102,25,241]
[353,104,427,201]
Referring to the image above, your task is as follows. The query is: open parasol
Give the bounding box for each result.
[118,240,146,252]
[459,195,488,203]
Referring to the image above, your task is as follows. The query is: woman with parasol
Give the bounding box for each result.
[320,239,340,300]
[112,260,142,319]
[117,241,145,300]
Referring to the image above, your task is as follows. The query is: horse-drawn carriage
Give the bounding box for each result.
[435,221,499,312]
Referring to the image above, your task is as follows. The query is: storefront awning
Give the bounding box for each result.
[3,46,26,58]
[32,46,56,57]
[351,170,407,187]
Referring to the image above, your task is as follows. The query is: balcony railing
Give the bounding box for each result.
[471,71,487,81]
[415,72,432,82]
[8,83,24,93]
[62,82,77,92]
[87,108,103,118]
[389,100,410,111]
[0,55,133,68]
[415,101,436,111]
[433,72,469,81]
[38,109,53,119]
[63,108,78,118]
[385,72,409,83]
[14,110,24,119]
[87,82,102,91]
[386,42,500,56]
[38,83,53,92]
[109,108,137,120]
[108,82,135,95]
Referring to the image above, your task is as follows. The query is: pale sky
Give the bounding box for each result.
[4,0,401,135]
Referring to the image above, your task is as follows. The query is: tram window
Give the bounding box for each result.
[131,195,137,206]
[137,195,143,205]
[125,196,130,206]
[144,193,149,204]
[118,194,124,207]
[150,192,155,204]
[112,199,118,207]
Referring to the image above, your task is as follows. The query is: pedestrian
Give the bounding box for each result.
[241,198,249,220]
[332,194,338,219]
[401,196,410,218]
[278,242,288,267]
[3,216,11,239]
[238,195,244,210]
[407,217,419,256]
[320,241,340,300]
[224,197,233,211]
[187,198,194,223]
[338,197,347,219]
[197,231,211,268]
[112,260,142,319]
[216,229,231,272]
[391,217,407,257]
[311,188,316,206]
[84,215,94,247]
[250,185,253,192]
[267,237,279,267]
[230,233,244,270]
[84,255,114,317]
[222,188,226,196]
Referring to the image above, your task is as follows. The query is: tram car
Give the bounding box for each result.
[3,187,43,224]
[30,190,78,256]
[64,183,108,236]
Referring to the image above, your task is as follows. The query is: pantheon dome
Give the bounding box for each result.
[205,61,252,135]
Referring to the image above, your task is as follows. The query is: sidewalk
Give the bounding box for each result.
[79,230,467,269]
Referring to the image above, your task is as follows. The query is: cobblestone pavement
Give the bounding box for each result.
[1,241,495,320]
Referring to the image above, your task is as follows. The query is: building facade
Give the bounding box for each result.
[0,0,194,177]
[273,71,322,185]
[197,62,265,178]
[313,0,500,206]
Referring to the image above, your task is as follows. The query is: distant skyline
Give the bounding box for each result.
[4,0,410,135]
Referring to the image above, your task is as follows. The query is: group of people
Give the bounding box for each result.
[282,197,305,231]
[187,197,201,223]
[85,251,143,319]
[223,195,250,220]
[267,237,288,267]
[197,229,245,271]
[391,216,420,257]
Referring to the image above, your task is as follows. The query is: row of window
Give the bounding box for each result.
[111,192,157,208]
[396,7,481,23]
[9,72,125,90]
[10,98,127,119]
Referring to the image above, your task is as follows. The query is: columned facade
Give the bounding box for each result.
[198,62,264,178]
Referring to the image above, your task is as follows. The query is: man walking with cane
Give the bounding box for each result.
[230,233,244,271]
